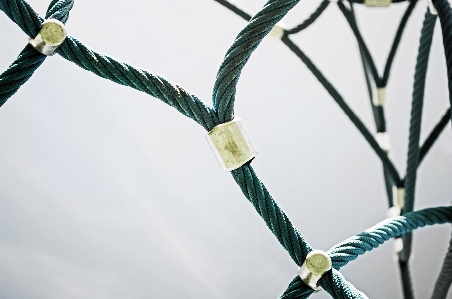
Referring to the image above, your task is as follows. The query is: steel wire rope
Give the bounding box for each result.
[346,1,395,209]
[400,11,437,268]
[211,0,450,298]
[277,206,452,298]
[211,0,402,184]
[1,0,452,298]
[431,227,452,299]
[338,0,418,88]
[426,0,452,296]
[284,0,330,34]
[0,0,74,106]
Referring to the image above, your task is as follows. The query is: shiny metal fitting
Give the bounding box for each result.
[364,0,391,6]
[428,0,438,15]
[268,22,286,39]
[206,117,257,171]
[29,19,67,56]
[387,206,401,218]
[393,238,404,259]
[297,250,332,292]
[392,187,405,208]
[372,87,389,106]
[376,132,391,154]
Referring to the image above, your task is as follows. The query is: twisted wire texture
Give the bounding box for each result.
[328,206,452,269]
[431,227,452,299]
[212,0,300,123]
[401,10,437,262]
[0,0,73,106]
[231,164,312,266]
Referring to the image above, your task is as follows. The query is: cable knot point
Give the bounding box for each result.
[29,19,67,56]
[268,22,286,39]
[297,250,332,292]
[206,117,257,171]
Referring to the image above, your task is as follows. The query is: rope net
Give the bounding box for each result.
[0,0,451,298]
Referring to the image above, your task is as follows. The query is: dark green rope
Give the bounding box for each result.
[0,0,74,107]
[431,227,452,299]
[281,35,402,184]
[2,1,452,298]
[401,11,437,265]
[285,0,330,34]
[419,108,451,164]
[212,0,300,123]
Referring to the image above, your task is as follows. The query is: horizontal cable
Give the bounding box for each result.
[328,206,452,269]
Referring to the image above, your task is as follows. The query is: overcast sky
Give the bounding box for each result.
[1,0,451,298]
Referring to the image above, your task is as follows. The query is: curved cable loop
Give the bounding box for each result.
[55,36,219,131]
[1,0,219,130]
[285,0,330,35]
[212,0,300,123]
[212,0,252,21]
[400,10,437,262]
[327,206,452,269]
[213,0,329,35]
[340,0,417,88]
[0,0,74,107]
[381,0,418,86]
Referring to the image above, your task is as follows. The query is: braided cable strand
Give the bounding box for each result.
[279,206,452,298]
[401,10,437,262]
[431,228,452,299]
[212,0,300,123]
[327,206,452,269]
[279,271,370,299]
[0,0,42,37]
[0,0,74,107]
[55,36,219,131]
[211,0,403,184]
[381,0,418,86]
[231,164,312,266]
[2,0,452,298]
[0,45,45,106]
[435,0,452,116]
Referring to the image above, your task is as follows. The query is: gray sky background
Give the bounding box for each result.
[1,0,452,298]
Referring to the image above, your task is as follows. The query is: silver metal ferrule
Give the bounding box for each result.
[268,22,286,39]
[206,117,257,171]
[365,0,392,6]
[428,0,438,15]
[29,19,67,56]
[392,187,405,209]
[376,132,391,155]
[372,86,389,106]
[297,250,332,292]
